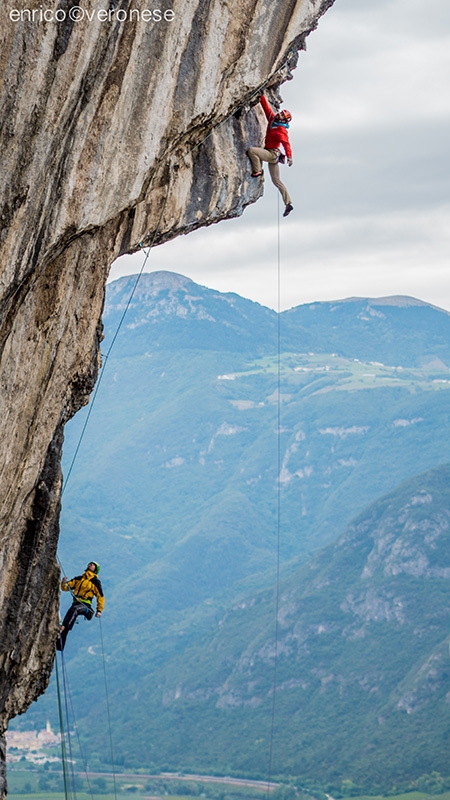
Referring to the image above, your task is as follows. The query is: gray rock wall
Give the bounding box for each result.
[0,0,334,793]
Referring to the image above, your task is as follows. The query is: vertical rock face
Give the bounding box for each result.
[0,0,334,792]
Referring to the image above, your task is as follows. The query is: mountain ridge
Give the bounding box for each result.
[103,463,450,788]
[32,463,450,792]
[60,271,450,598]
[103,272,450,368]
[324,294,450,312]
[13,273,450,793]
[106,271,450,313]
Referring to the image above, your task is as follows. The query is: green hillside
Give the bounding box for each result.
[282,296,450,368]
[77,465,450,791]
[12,274,450,791]
[60,274,450,606]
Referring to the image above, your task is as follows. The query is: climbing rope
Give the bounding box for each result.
[55,585,111,800]
[55,652,74,800]
[55,64,291,798]
[61,68,286,494]
[99,617,118,800]
[62,172,172,495]
[60,650,78,800]
[266,193,283,796]
[62,655,96,800]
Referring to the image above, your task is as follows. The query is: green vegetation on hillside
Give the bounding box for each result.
[12,276,450,790]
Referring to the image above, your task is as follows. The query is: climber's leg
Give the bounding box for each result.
[247,146,277,176]
[268,160,292,206]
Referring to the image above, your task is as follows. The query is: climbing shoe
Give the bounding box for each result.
[283,203,293,217]
[251,171,263,177]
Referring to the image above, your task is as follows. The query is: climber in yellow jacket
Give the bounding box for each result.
[57,561,105,651]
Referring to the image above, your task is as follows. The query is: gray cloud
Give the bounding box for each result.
[110,0,450,312]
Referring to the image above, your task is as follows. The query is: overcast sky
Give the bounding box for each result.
[109,0,450,312]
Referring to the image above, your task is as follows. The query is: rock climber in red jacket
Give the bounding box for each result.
[247,95,294,217]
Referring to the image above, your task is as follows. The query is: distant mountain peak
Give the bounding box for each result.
[342,295,449,314]
[103,271,278,351]
[136,271,196,292]
[107,270,196,297]
[105,271,214,325]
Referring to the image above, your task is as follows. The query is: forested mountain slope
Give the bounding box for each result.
[15,274,450,790]
[93,464,450,790]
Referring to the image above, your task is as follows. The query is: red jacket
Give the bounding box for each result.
[260,95,292,160]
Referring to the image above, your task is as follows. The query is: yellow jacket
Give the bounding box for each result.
[61,569,105,613]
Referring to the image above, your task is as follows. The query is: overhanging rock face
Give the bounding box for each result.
[0,0,334,793]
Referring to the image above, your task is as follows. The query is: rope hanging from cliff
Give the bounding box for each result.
[60,650,79,800]
[53,553,117,800]
[62,176,173,495]
[56,66,290,795]
[61,67,283,495]
[99,617,119,800]
[266,193,282,797]
[62,655,96,800]
[55,645,97,800]
[55,652,75,800]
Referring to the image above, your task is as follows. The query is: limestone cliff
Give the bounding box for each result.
[0,0,334,793]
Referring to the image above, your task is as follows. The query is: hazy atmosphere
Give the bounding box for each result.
[110,0,450,311]
[3,0,450,797]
